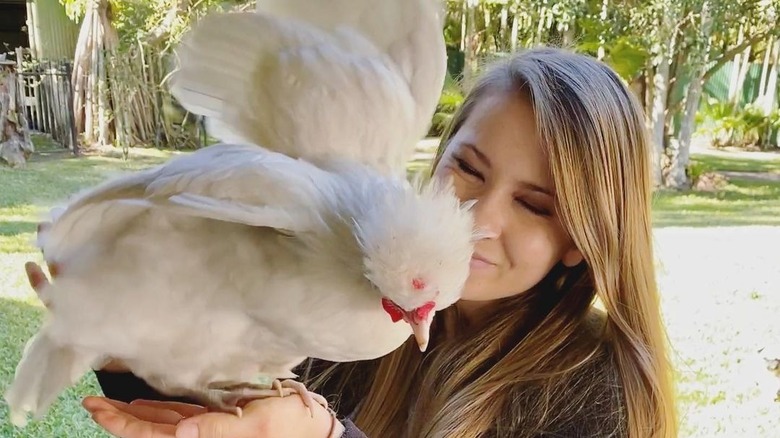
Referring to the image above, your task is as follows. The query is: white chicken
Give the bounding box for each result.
[4,0,466,428]
[170,0,446,176]
[4,143,475,426]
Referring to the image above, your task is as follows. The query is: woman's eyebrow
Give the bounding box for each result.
[463,143,491,167]
[461,142,554,197]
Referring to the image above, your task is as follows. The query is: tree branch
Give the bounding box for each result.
[702,32,769,82]
[668,31,771,111]
[145,0,192,45]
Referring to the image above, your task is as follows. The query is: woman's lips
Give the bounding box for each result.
[470,253,496,269]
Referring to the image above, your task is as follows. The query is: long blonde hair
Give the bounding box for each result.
[313,47,676,437]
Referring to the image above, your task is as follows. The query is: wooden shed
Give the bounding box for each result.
[0,0,29,57]
[0,0,78,61]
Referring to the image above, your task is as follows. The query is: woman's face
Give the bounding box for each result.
[433,92,582,304]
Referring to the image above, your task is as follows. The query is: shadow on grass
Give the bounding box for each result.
[692,154,780,174]
[1,152,171,211]
[0,298,109,437]
[653,179,780,227]
[0,221,38,237]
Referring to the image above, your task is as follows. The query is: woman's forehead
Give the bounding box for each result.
[452,96,554,192]
[459,94,540,157]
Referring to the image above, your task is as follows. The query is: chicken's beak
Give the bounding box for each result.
[406,311,434,352]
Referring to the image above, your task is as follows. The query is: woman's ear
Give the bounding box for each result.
[561,247,584,267]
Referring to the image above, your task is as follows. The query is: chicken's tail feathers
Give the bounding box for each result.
[4,329,95,427]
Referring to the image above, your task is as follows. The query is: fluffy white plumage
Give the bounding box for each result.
[170,0,446,175]
[4,0,470,427]
[4,144,475,426]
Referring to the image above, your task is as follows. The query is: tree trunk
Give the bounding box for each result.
[499,4,508,52]
[730,42,752,107]
[483,3,493,52]
[666,1,713,189]
[666,78,703,188]
[463,0,479,89]
[147,0,191,45]
[535,4,546,45]
[563,24,576,47]
[0,61,34,167]
[460,4,467,51]
[510,9,519,52]
[72,0,118,147]
[728,24,746,105]
[757,36,774,100]
[648,1,679,187]
[650,57,670,187]
[597,0,608,60]
[759,39,779,115]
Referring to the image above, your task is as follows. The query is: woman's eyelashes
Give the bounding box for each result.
[453,155,483,181]
[515,197,551,216]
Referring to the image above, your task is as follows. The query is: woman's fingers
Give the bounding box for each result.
[47,261,60,278]
[34,221,59,278]
[24,259,61,309]
[36,221,51,233]
[84,397,184,424]
[91,408,177,438]
[24,261,48,291]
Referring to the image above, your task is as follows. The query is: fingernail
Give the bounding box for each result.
[82,397,105,411]
[176,422,199,438]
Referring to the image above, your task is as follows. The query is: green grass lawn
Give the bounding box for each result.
[652,152,780,227]
[0,136,178,437]
[0,137,778,436]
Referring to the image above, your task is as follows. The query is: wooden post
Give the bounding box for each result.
[0,59,34,168]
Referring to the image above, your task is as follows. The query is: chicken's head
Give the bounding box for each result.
[354,176,476,352]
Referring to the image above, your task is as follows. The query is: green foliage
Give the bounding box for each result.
[60,0,249,49]
[686,160,710,184]
[696,98,737,146]
[603,37,650,81]
[697,97,780,150]
[429,72,465,137]
[59,0,89,21]
[111,1,161,45]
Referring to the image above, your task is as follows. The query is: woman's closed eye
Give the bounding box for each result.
[452,152,552,216]
[515,197,552,216]
[454,155,484,181]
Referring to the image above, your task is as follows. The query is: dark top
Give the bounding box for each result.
[94,311,625,438]
[94,345,625,437]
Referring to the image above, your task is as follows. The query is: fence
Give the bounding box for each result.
[16,50,77,151]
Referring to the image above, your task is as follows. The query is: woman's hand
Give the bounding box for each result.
[83,394,342,438]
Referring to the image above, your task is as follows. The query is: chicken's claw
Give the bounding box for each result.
[202,379,328,418]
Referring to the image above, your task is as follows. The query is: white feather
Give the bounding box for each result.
[170,0,446,175]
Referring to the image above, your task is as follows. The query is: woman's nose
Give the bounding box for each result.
[469,190,505,240]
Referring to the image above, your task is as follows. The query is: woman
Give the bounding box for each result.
[27,47,678,437]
